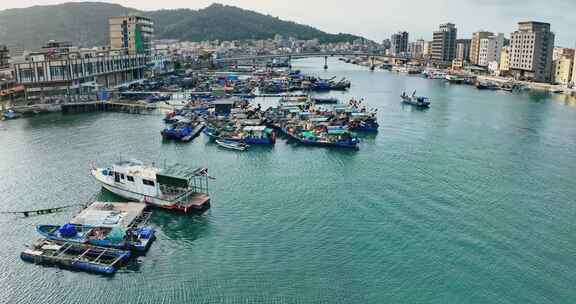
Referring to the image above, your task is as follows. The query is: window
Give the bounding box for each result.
[143,179,155,187]
[108,171,114,176]
[120,174,125,180]
[127,176,134,182]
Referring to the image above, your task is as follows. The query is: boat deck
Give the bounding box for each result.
[70,202,148,228]
[177,193,211,211]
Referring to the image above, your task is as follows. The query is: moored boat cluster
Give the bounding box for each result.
[21,160,213,274]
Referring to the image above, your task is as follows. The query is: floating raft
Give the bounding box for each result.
[21,239,131,275]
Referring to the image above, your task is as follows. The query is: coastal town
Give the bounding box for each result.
[1,1,576,303]
[1,14,575,117]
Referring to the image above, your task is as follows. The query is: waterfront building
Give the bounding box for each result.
[452,59,465,70]
[13,47,151,102]
[572,58,576,87]
[499,46,511,76]
[553,47,575,61]
[456,39,471,61]
[470,31,493,65]
[0,45,9,69]
[509,21,555,83]
[408,39,425,59]
[431,23,457,64]
[382,39,391,52]
[423,41,432,59]
[109,15,154,55]
[478,33,504,67]
[390,31,409,57]
[553,51,574,86]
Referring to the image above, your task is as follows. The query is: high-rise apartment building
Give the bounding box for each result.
[109,15,154,54]
[470,31,493,65]
[509,21,555,83]
[0,45,9,69]
[478,33,504,67]
[456,39,471,61]
[390,31,409,56]
[431,23,457,63]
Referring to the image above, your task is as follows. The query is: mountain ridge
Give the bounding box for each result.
[0,2,366,50]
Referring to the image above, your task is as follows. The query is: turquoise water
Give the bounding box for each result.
[1,58,576,303]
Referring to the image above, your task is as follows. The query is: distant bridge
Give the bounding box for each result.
[213,52,416,70]
[213,52,391,63]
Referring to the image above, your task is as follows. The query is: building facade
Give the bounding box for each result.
[109,15,154,55]
[470,31,493,65]
[13,51,150,101]
[431,23,457,64]
[509,21,555,83]
[0,45,9,69]
[478,33,504,67]
[409,39,425,59]
[390,31,409,57]
[552,49,574,86]
[455,39,471,61]
[499,46,511,75]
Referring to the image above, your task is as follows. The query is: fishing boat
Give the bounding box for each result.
[311,97,339,104]
[400,91,431,108]
[91,160,212,213]
[286,128,360,150]
[348,113,379,133]
[21,239,130,275]
[242,126,276,145]
[181,122,205,142]
[445,74,464,84]
[36,223,155,252]
[2,110,21,120]
[161,121,193,141]
[215,139,249,151]
[476,82,499,90]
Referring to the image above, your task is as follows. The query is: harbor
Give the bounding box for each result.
[2,57,576,302]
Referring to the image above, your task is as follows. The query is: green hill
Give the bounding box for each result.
[0,2,365,50]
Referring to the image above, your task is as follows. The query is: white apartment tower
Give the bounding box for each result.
[478,33,505,67]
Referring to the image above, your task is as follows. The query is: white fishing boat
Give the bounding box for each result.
[216,139,249,151]
[91,160,212,213]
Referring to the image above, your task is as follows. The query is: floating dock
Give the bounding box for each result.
[21,239,131,275]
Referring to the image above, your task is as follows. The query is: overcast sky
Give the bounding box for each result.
[1,0,575,46]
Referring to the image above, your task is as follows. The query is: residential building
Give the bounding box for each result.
[0,45,9,69]
[409,39,425,59]
[572,58,576,87]
[431,23,457,64]
[470,31,493,65]
[553,47,575,61]
[452,59,465,70]
[456,39,471,61]
[499,46,511,75]
[553,50,574,85]
[109,15,154,55]
[390,31,409,56]
[478,33,504,67]
[423,41,432,59]
[509,21,555,83]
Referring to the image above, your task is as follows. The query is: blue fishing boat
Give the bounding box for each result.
[401,91,431,108]
[348,113,379,133]
[2,110,21,120]
[242,126,276,145]
[36,223,155,252]
[161,121,194,141]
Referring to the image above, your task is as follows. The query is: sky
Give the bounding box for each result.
[1,0,575,46]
